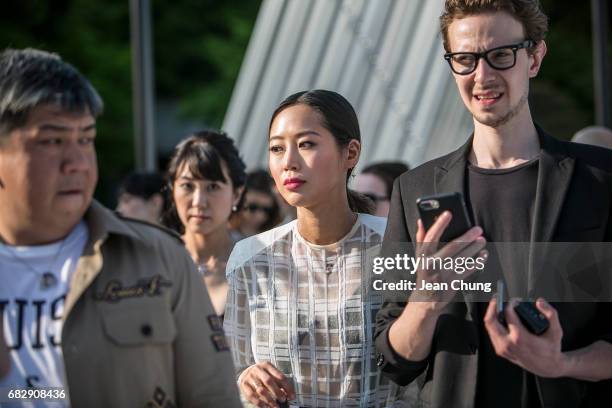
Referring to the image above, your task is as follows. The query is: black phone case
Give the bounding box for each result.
[514,302,550,335]
[416,192,473,242]
[498,301,550,335]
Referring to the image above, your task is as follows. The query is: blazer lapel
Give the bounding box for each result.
[433,137,482,310]
[528,129,575,294]
[434,136,480,408]
[434,135,472,196]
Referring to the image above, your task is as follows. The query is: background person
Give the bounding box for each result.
[165,130,246,317]
[115,171,166,224]
[353,161,409,217]
[234,169,281,237]
[0,48,241,407]
[571,125,612,150]
[224,89,404,408]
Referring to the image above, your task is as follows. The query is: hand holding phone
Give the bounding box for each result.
[408,193,487,308]
[417,192,473,242]
[496,281,550,335]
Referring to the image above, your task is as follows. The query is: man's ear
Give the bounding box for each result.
[528,40,547,78]
[346,139,361,170]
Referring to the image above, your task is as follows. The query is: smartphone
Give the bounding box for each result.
[497,280,507,326]
[416,192,473,242]
[496,280,550,335]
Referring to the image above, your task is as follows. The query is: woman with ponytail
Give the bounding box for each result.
[224,90,403,407]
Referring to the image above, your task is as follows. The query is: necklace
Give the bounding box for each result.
[197,263,209,276]
[197,257,229,278]
[4,238,67,290]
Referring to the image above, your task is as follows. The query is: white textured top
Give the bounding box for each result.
[224,214,405,407]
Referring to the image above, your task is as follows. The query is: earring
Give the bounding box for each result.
[232,205,238,212]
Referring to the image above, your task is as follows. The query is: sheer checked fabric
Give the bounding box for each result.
[225,214,404,407]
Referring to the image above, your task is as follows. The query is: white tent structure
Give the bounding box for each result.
[223,0,473,171]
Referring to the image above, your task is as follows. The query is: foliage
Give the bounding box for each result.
[0,0,260,204]
[535,0,611,137]
[153,0,260,126]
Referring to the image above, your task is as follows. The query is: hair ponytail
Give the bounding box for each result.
[347,189,375,214]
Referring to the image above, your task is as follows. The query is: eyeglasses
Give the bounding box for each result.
[444,40,535,75]
[243,203,274,216]
[363,193,389,203]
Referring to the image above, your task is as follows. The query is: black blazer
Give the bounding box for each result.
[374,128,612,408]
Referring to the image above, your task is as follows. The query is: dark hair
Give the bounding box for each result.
[163,130,247,233]
[118,171,165,200]
[440,0,548,53]
[244,169,281,232]
[269,89,374,214]
[362,162,410,198]
[0,48,103,136]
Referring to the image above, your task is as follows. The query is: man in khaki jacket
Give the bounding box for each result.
[0,48,242,407]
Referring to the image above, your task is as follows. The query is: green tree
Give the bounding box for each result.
[0,0,261,204]
[534,0,611,138]
[153,0,261,127]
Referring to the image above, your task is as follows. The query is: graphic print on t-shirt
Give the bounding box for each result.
[0,221,87,407]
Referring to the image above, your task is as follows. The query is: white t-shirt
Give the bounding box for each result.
[0,221,88,407]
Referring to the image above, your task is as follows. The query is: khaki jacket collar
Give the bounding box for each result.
[63,200,143,319]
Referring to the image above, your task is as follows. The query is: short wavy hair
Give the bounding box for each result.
[440,0,548,53]
[0,48,103,136]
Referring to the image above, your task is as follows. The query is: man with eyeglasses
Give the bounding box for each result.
[375,1,612,407]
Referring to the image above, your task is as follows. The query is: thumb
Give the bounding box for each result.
[535,298,555,320]
[535,298,562,337]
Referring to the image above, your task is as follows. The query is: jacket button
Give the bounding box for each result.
[376,354,385,366]
[141,324,153,337]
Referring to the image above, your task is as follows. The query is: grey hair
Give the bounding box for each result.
[0,48,104,136]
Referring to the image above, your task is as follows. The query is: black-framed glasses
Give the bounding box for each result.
[444,40,535,75]
[363,193,389,203]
